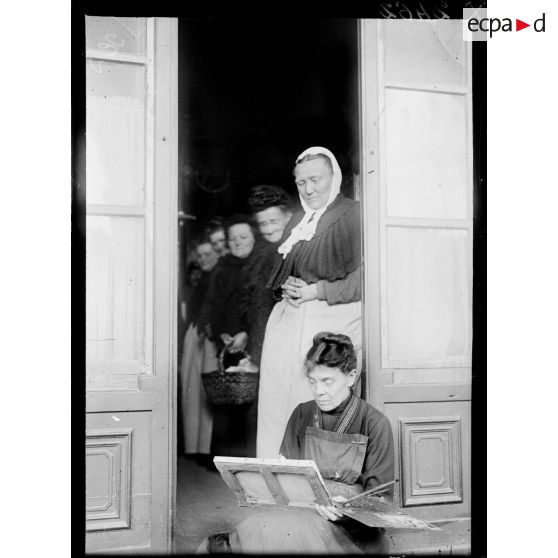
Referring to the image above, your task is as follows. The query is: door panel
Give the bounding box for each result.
[85,17,177,553]
[384,400,471,519]
[360,19,472,526]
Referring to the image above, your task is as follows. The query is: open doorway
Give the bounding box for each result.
[174,17,359,552]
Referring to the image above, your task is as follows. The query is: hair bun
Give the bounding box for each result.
[313,332,353,349]
[305,332,356,375]
[248,185,292,212]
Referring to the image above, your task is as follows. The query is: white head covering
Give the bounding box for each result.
[277,146,342,259]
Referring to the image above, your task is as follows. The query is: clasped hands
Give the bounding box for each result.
[220,331,249,353]
[281,276,318,307]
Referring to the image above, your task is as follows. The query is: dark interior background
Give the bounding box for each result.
[176,19,359,449]
[178,17,359,238]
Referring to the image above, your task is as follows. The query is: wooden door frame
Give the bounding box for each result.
[155,17,179,551]
[358,19,383,410]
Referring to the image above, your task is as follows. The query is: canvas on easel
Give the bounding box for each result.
[214,456,331,508]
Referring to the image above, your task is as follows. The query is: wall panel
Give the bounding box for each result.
[383,401,471,521]
[86,428,133,530]
[85,411,152,551]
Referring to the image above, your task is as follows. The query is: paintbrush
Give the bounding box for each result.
[341,480,396,507]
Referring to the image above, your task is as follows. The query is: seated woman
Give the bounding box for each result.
[203,333,395,554]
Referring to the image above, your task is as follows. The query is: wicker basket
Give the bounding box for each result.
[202,349,259,406]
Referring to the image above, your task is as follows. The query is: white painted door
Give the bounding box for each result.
[360,18,473,528]
[84,17,178,553]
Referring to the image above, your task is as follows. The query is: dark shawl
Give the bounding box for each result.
[204,240,277,362]
[185,270,213,331]
[267,195,361,292]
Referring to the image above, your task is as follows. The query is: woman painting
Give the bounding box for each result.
[204,333,394,554]
[203,215,277,458]
[257,146,363,458]
[179,237,220,459]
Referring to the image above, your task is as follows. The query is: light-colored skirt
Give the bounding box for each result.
[179,323,219,454]
[256,299,362,458]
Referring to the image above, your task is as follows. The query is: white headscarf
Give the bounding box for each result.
[277,146,342,259]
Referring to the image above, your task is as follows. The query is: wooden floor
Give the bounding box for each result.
[172,455,259,555]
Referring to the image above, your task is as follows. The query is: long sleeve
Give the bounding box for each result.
[198,268,219,336]
[203,262,243,344]
[315,266,361,305]
[279,404,304,459]
[209,270,228,340]
[360,414,395,493]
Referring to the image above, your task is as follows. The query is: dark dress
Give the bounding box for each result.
[207,394,395,554]
[280,395,395,494]
[203,240,277,458]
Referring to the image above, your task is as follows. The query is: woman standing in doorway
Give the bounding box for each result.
[204,214,276,458]
[256,146,362,458]
[179,237,220,460]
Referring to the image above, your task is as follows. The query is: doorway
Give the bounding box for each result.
[174,17,359,552]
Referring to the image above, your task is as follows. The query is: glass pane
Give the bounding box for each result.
[86,216,145,364]
[86,61,145,206]
[386,227,471,362]
[86,16,147,55]
[383,20,465,86]
[385,89,468,220]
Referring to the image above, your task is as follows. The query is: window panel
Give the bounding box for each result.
[86,16,147,55]
[383,20,466,86]
[86,216,145,365]
[385,226,471,363]
[86,62,146,206]
[385,88,468,220]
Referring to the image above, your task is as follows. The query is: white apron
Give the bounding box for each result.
[179,324,219,454]
[256,298,362,458]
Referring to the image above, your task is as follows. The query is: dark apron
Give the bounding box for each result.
[304,394,368,486]
[304,394,388,554]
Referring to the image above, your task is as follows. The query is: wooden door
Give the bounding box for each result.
[84,17,178,553]
[360,18,472,534]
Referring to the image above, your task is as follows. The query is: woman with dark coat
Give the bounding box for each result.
[257,147,363,458]
[202,215,277,458]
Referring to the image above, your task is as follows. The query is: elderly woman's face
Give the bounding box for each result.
[306,365,356,412]
[254,206,292,243]
[294,158,334,210]
[228,223,256,259]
